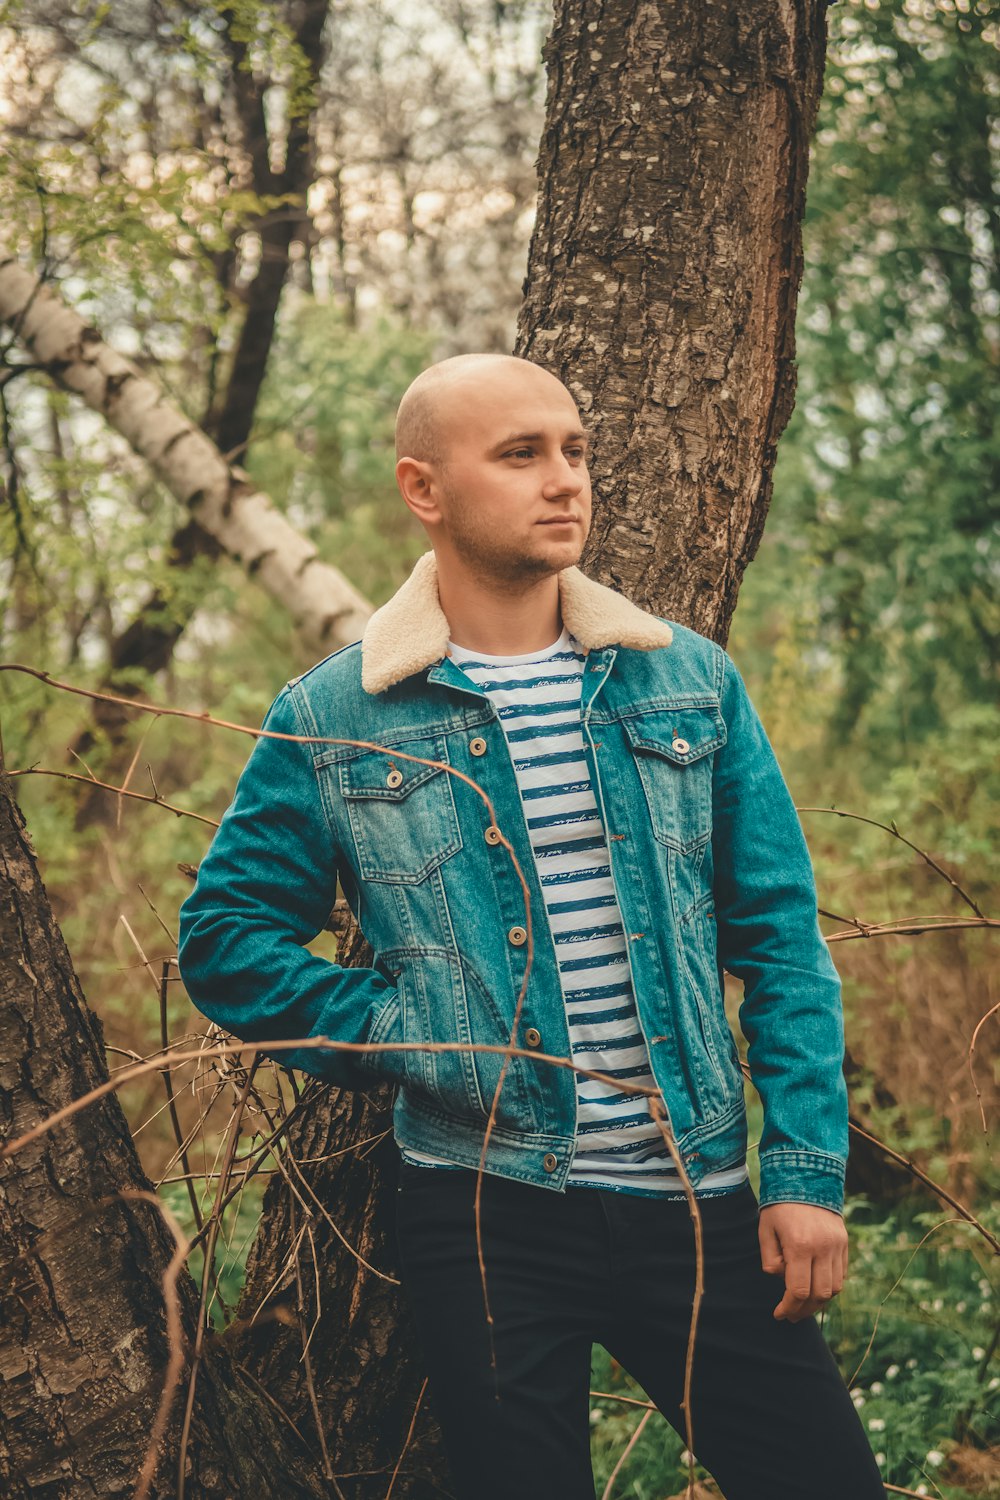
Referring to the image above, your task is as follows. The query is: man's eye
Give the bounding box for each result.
[505,448,534,460]
[565,447,586,460]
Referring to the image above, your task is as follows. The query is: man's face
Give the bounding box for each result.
[425,366,593,583]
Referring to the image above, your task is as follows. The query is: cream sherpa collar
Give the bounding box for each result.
[360,549,673,694]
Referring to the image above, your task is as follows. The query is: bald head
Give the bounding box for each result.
[395,354,574,467]
[392,351,592,580]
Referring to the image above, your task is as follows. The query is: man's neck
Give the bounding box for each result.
[435,555,564,656]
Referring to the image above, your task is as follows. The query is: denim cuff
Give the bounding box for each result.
[758,1148,846,1215]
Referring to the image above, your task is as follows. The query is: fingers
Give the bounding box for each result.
[760,1220,817,1322]
[773,1243,817,1322]
[760,1207,850,1323]
[758,1216,785,1276]
[776,1243,846,1322]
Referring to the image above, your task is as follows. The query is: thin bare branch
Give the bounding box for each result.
[969,1000,1000,1135]
[647,1096,702,1499]
[5,765,220,826]
[600,1404,654,1500]
[800,806,985,917]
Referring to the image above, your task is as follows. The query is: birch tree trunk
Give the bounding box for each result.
[0,252,372,657]
[67,0,332,826]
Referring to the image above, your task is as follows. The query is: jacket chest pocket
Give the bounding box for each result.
[337,739,463,884]
[622,707,726,853]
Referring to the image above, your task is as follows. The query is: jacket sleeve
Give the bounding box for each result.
[711,647,849,1214]
[176,684,399,1088]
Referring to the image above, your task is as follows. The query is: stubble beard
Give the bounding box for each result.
[442,484,584,589]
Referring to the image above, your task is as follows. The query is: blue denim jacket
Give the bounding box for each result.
[177,552,848,1212]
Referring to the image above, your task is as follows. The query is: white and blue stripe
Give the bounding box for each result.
[402,627,747,1198]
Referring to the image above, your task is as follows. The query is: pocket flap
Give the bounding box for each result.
[340,751,447,801]
[622,706,726,764]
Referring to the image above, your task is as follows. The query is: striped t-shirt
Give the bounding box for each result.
[402,627,748,1198]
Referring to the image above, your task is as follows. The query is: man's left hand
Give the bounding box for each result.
[758,1202,848,1322]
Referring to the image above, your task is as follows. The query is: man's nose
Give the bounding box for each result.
[541,454,585,496]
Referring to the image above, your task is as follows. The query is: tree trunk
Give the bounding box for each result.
[0,251,372,657]
[68,0,332,827]
[0,764,328,1499]
[516,0,830,646]
[214,0,327,463]
[233,915,450,1499]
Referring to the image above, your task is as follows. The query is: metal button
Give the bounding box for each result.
[508,925,527,946]
[524,1027,542,1048]
[671,737,690,755]
[542,1152,558,1173]
[386,768,404,788]
[470,737,487,756]
[484,825,502,845]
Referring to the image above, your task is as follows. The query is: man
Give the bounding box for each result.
[178,354,883,1499]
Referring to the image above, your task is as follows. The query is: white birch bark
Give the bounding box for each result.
[0,251,373,653]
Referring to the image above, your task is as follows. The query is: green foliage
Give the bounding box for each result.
[1,289,431,755]
[735,0,1000,756]
[588,1354,694,1498]
[204,0,320,122]
[828,1203,1000,1496]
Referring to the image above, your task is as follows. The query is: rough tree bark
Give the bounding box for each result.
[516,0,830,645]
[2,1,841,1495]
[0,764,329,1499]
[232,913,449,1498]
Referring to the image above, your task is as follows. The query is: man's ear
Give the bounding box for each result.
[395,456,442,525]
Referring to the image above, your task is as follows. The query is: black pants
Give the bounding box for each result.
[394,1161,885,1500]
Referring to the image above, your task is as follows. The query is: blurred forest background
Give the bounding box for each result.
[1,0,998,1494]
